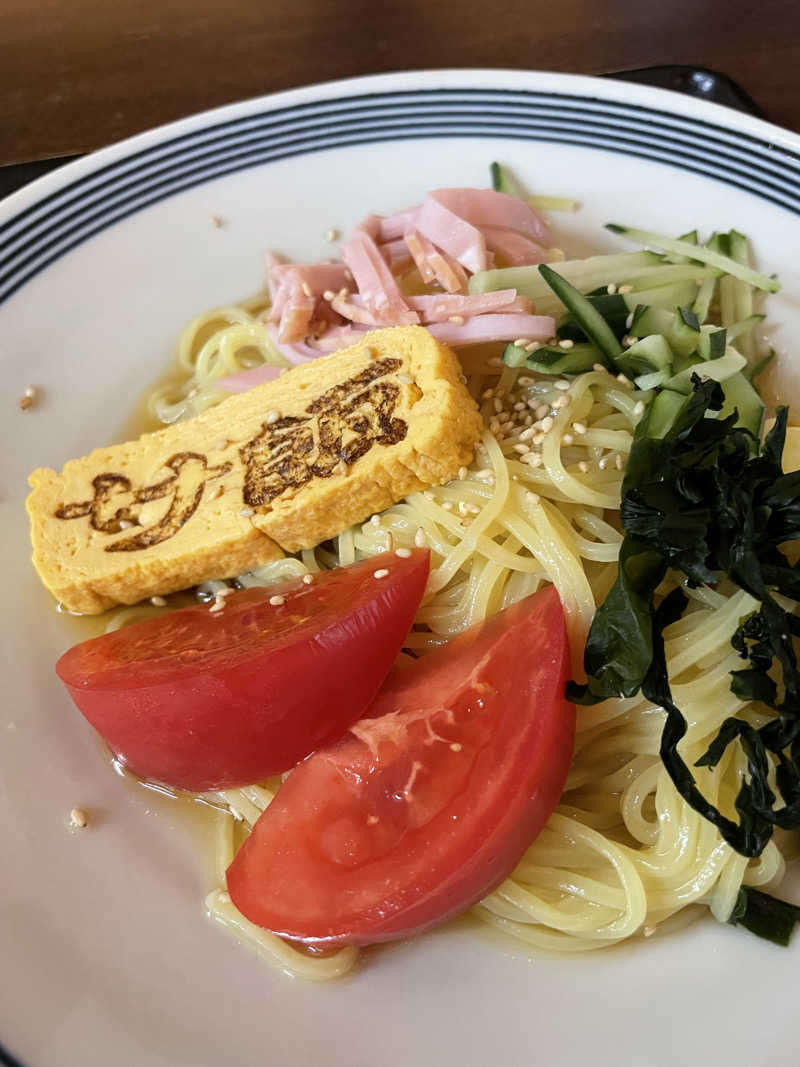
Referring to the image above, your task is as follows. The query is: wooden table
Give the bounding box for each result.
[1,0,798,167]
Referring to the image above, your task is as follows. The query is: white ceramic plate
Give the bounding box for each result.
[3,70,800,1067]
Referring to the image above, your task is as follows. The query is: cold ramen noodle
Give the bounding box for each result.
[28,170,800,981]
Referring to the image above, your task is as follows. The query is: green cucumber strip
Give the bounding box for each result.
[635,369,672,391]
[698,326,727,361]
[469,251,661,299]
[615,334,674,379]
[606,224,780,293]
[644,388,689,438]
[538,265,623,362]
[502,342,603,376]
[528,194,579,212]
[490,162,526,198]
[729,230,756,360]
[621,280,699,313]
[727,313,765,341]
[664,348,747,394]
[664,229,699,264]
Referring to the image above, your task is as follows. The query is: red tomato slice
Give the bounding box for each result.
[226,585,575,945]
[56,551,430,791]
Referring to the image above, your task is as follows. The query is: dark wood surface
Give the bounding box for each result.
[1,0,798,166]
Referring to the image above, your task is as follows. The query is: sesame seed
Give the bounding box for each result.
[512,401,526,412]
[552,395,569,409]
[527,491,540,505]
[578,461,589,473]
[19,394,34,410]
[519,427,535,442]
[323,289,335,301]
[525,341,541,354]
[373,568,390,579]
[492,397,503,414]
[370,514,381,527]
[598,456,608,470]
[518,376,534,387]
[532,404,547,420]
[69,808,88,828]
[625,312,634,329]
[266,409,281,424]
[532,432,545,446]
[592,363,607,374]
[337,287,349,300]
[481,388,495,400]
[540,416,554,433]
[562,433,574,446]
[618,284,633,294]
[324,227,339,243]
[622,335,635,347]
[475,468,494,480]
[554,380,571,391]
[524,453,543,468]
[514,337,531,348]
[606,282,617,295]
[217,587,234,597]
[513,443,530,454]
[367,814,379,826]
[487,356,503,368]
[302,573,314,584]
[450,742,462,752]
[209,484,224,500]
[423,490,435,501]
[209,601,225,614]
[558,339,574,350]
[572,422,587,435]
[239,507,255,518]
[616,453,624,470]
[215,439,227,451]
[150,595,167,606]
[397,372,414,385]
[643,924,656,938]
[449,315,465,325]
[298,281,313,299]
[633,400,645,416]
[414,527,428,548]
[616,373,634,389]
[395,547,412,558]
[441,501,454,511]
[385,532,394,551]
[456,466,468,481]
[269,594,286,606]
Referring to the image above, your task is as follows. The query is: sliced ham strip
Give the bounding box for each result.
[378,207,419,242]
[427,313,555,348]
[404,229,469,293]
[312,324,371,352]
[404,230,437,285]
[415,195,488,274]
[407,289,532,323]
[217,363,284,393]
[482,226,549,267]
[266,323,322,363]
[430,188,550,245]
[380,238,414,272]
[341,231,419,323]
[277,283,316,342]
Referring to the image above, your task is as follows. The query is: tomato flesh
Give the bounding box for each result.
[226,585,575,945]
[56,551,430,791]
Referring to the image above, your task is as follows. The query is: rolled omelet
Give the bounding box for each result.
[27,326,482,613]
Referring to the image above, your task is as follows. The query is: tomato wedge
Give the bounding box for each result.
[226,585,575,945]
[56,551,430,791]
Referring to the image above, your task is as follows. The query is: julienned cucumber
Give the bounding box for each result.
[615,334,674,379]
[717,372,765,438]
[664,348,747,394]
[538,265,622,362]
[502,342,602,376]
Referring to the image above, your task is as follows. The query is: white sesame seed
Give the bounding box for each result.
[572,422,587,435]
[209,601,225,614]
[598,456,608,470]
[618,284,633,294]
[524,452,543,468]
[414,527,428,548]
[518,376,534,386]
[209,484,224,500]
[457,466,468,481]
[512,401,526,412]
[643,924,656,938]
[525,341,541,354]
[323,289,335,301]
[535,404,549,420]
[266,594,284,607]
[562,433,574,446]
[475,468,494,480]
[423,490,435,501]
[554,380,571,391]
[441,501,454,511]
[69,808,88,828]
[592,362,607,373]
[397,372,414,385]
[558,339,574,350]
[633,400,645,416]
[449,315,465,325]
[552,395,569,409]
[625,312,634,329]
[324,227,339,243]
[532,432,545,446]
[527,491,540,505]
[616,373,634,389]
[513,443,530,454]
[616,453,624,470]
[266,409,281,424]
[493,397,503,414]
[450,742,462,752]
[370,514,382,527]
[487,356,503,368]
[606,282,617,295]
[239,507,255,518]
[302,573,314,584]
[519,427,535,442]
[301,281,313,298]
[210,215,224,228]
[540,416,554,433]
[395,547,412,558]
[622,335,635,347]
[150,595,167,606]
[119,519,133,529]
[514,337,531,348]
[373,568,390,579]
[578,461,589,473]
[385,531,394,551]
[481,388,495,400]
[367,814,380,826]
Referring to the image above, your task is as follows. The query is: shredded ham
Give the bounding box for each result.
[407,289,531,323]
[341,231,419,323]
[217,364,284,393]
[415,195,488,274]
[378,207,420,242]
[427,313,555,347]
[404,229,468,293]
[379,237,414,272]
[482,226,549,267]
[430,188,550,245]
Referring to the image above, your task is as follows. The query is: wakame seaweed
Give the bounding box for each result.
[569,377,800,861]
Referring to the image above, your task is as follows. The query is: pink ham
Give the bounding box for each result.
[379,238,414,272]
[427,313,555,347]
[407,289,532,323]
[404,229,468,293]
[378,207,420,242]
[217,363,284,393]
[430,188,550,245]
[341,231,419,323]
[415,195,488,274]
[482,226,549,267]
